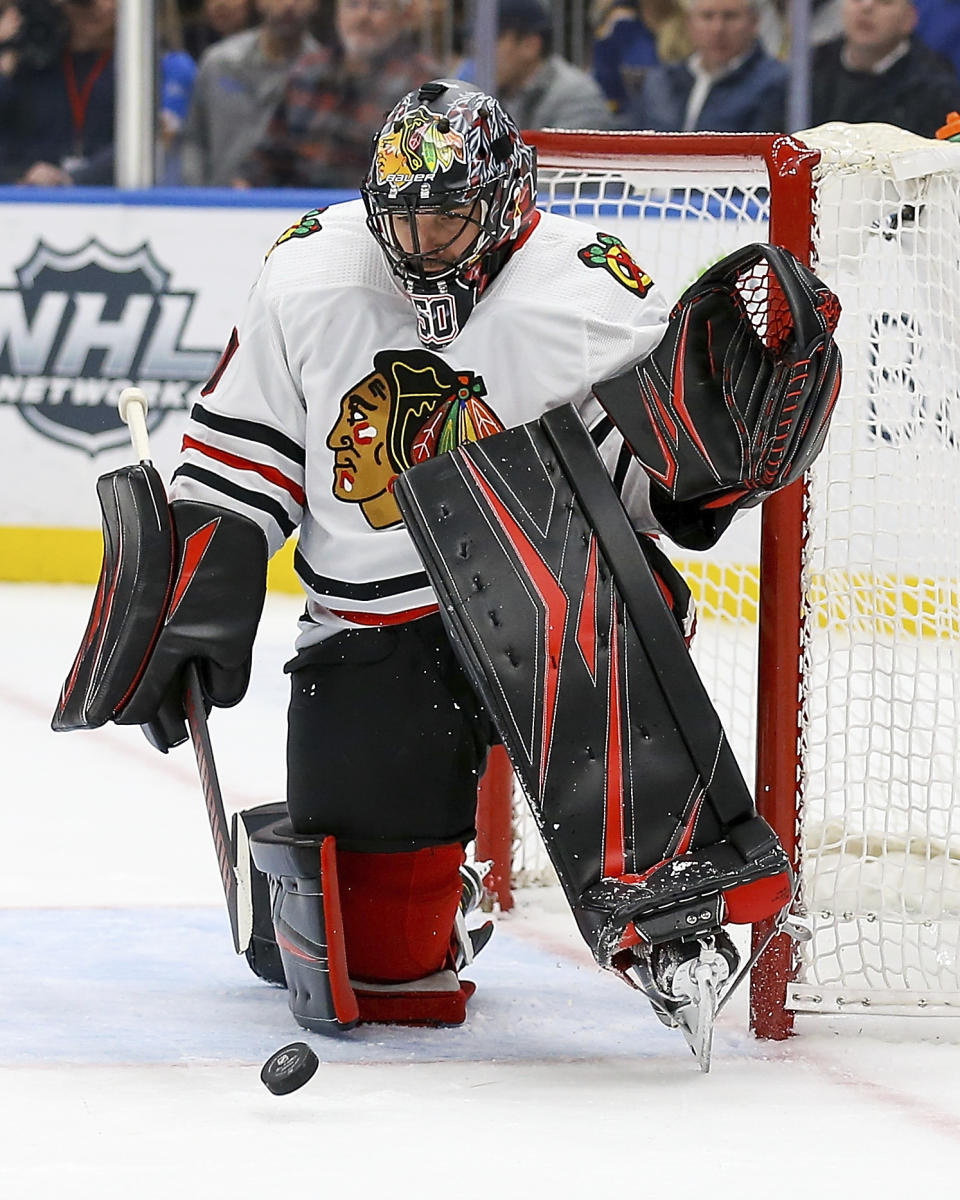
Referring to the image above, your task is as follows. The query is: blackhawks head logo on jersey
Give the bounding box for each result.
[326,349,502,529]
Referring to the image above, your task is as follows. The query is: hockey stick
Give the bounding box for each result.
[118,387,246,955]
[182,662,242,953]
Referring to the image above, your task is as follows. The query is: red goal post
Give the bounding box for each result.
[474,126,960,1040]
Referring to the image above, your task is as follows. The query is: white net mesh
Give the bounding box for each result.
[504,126,960,1017]
[792,123,960,1013]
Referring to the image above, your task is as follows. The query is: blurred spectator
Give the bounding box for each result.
[809,0,960,137]
[0,0,116,185]
[457,0,611,128]
[237,0,439,189]
[407,0,462,65]
[591,1,689,114]
[754,0,847,58]
[159,0,199,183]
[912,0,960,75]
[183,0,256,61]
[181,0,319,186]
[619,0,787,131]
[493,0,613,129]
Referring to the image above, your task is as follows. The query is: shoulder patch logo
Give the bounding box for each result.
[266,208,325,259]
[326,348,503,530]
[578,232,653,297]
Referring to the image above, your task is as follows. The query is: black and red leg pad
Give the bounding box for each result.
[395,404,780,966]
[249,822,360,1032]
[337,844,474,1026]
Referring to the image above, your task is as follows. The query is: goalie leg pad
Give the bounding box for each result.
[395,404,790,968]
[351,976,476,1028]
[233,802,288,986]
[249,823,474,1029]
[579,815,792,966]
[337,844,464,982]
[249,819,360,1034]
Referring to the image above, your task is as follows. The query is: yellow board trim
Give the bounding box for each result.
[0,527,302,593]
[2,528,957,637]
[678,559,760,623]
[1,527,105,584]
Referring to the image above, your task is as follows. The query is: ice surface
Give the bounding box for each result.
[3,582,960,1198]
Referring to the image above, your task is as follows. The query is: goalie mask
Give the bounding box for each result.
[361,79,538,350]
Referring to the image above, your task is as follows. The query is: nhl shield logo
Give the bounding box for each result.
[0,239,222,455]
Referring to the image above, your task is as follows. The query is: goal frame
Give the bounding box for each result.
[474,131,825,1040]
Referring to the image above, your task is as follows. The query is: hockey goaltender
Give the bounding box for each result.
[53,80,841,1069]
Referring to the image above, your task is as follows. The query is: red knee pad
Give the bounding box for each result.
[335,843,465,984]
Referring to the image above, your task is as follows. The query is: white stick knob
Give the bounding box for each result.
[118,387,152,462]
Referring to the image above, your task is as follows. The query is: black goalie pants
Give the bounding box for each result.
[284,615,498,850]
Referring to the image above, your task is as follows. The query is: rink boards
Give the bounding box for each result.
[0,183,762,596]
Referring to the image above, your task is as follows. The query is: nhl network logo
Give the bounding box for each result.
[0,239,222,454]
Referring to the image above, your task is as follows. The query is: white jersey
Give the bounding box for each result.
[170,199,668,646]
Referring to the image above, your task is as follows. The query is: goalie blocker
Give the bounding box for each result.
[52,460,267,749]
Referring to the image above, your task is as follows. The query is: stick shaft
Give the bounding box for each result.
[184,662,241,953]
[117,389,244,953]
[118,386,152,462]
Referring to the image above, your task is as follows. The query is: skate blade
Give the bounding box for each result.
[626,948,722,1069]
[674,963,719,1073]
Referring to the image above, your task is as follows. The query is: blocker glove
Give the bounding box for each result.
[53,460,267,752]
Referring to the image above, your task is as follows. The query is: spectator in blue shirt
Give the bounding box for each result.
[913,0,960,75]
[591,0,689,114]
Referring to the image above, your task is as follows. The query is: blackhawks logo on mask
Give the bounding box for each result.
[578,232,653,296]
[326,349,502,530]
[374,107,467,189]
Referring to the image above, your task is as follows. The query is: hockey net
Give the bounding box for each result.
[474,124,960,1037]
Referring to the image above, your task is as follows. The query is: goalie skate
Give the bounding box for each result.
[626,933,737,1073]
[453,859,494,970]
[616,891,811,1072]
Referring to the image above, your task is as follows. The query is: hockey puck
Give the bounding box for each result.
[260,1042,319,1095]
